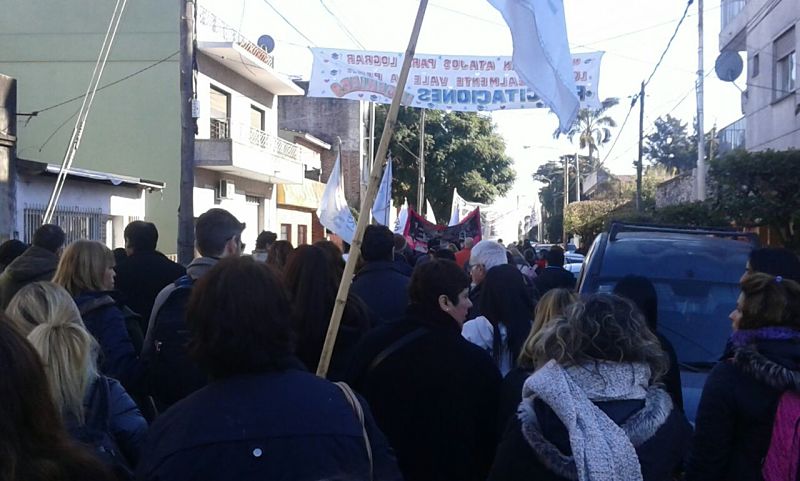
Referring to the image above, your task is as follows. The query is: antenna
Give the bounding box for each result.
[714,51,743,82]
[257,35,275,53]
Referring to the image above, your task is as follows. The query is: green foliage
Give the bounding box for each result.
[564,200,617,244]
[643,115,696,172]
[654,201,728,227]
[710,149,800,249]
[375,106,515,218]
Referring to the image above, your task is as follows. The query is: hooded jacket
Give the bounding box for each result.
[351,260,410,325]
[0,245,59,308]
[686,336,800,481]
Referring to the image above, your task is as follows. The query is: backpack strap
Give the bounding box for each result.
[366,327,428,376]
[142,275,195,360]
[334,382,373,481]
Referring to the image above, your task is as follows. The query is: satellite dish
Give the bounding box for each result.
[715,51,743,82]
[257,35,275,53]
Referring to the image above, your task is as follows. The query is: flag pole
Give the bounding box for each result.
[317,0,429,377]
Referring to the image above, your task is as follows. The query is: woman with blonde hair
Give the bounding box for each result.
[6,282,147,474]
[497,288,577,432]
[53,240,142,393]
[490,294,691,481]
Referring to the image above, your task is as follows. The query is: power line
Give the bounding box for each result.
[260,0,317,47]
[318,0,366,49]
[643,0,693,88]
[18,50,179,119]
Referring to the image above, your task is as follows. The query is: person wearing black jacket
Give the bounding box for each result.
[114,221,185,332]
[351,225,411,325]
[138,257,401,481]
[347,259,502,481]
[613,275,684,411]
[533,246,576,296]
[686,272,800,481]
[0,224,65,309]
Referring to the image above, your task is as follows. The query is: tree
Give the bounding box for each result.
[374,106,515,221]
[643,115,696,172]
[561,97,619,164]
[711,149,800,249]
[564,200,617,245]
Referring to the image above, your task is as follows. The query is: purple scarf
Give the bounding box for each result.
[730,326,800,348]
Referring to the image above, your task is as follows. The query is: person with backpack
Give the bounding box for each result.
[0,319,115,481]
[137,256,402,481]
[686,272,800,481]
[141,208,244,412]
[52,240,144,394]
[7,282,146,477]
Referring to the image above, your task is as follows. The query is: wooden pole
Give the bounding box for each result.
[636,81,644,213]
[178,0,197,265]
[417,108,426,214]
[317,0,429,377]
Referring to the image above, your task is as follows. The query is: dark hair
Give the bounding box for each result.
[533,294,668,381]
[361,225,394,262]
[186,257,295,378]
[112,248,127,267]
[256,231,277,250]
[195,208,244,257]
[32,224,65,253]
[123,221,158,252]
[748,248,800,282]
[480,264,534,367]
[739,272,800,330]
[613,275,658,332]
[266,240,294,270]
[393,234,408,253]
[0,319,112,481]
[0,240,27,268]
[283,246,369,372]
[546,246,565,267]
[313,240,345,282]
[433,248,456,262]
[408,259,471,310]
[523,248,536,265]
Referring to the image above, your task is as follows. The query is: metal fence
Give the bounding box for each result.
[23,204,105,245]
[717,116,746,155]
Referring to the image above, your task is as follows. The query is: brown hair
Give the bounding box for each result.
[266,240,294,271]
[531,293,668,382]
[518,288,578,369]
[0,318,112,481]
[739,272,800,330]
[52,240,114,296]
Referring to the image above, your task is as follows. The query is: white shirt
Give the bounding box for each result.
[461,316,511,375]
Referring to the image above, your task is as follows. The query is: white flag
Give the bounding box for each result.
[394,198,409,234]
[425,199,437,224]
[488,0,579,133]
[372,155,393,226]
[317,152,356,243]
[449,188,463,226]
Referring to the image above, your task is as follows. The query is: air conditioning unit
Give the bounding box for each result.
[217,179,235,200]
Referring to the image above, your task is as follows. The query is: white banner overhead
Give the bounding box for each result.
[308,48,603,113]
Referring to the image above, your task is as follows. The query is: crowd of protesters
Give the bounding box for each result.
[0,207,799,481]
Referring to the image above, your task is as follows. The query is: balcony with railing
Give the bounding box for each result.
[195,5,303,96]
[722,0,747,30]
[197,118,304,184]
[720,0,750,51]
[717,116,746,155]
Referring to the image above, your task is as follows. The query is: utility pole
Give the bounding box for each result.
[636,81,645,213]
[575,151,581,202]
[416,109,426,215]
[178,0,197,265]
[562,154,568,248]
[696,0,706,200]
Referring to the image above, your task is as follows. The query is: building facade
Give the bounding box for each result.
[720,0,799,151]
[0,0,310,255]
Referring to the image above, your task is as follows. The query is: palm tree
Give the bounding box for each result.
[556,97,619,200]
[565,97,619,164]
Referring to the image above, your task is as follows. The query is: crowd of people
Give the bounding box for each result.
[0,206,798,481]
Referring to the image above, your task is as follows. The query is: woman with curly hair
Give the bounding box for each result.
[489,293,691,481]
[686,272,800,481]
